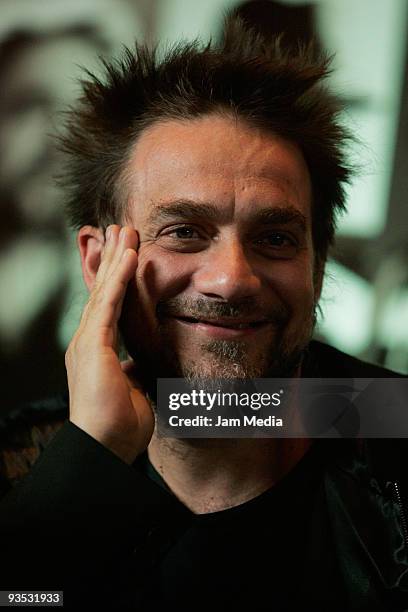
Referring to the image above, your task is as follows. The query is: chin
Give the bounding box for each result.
[123,319,313,401]
[173,338,305,382]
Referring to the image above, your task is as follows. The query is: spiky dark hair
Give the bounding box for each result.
[59,16,353,264]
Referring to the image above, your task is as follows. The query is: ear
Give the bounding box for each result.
[77,225,105,292]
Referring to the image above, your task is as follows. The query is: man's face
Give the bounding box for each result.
[120,114,320,384]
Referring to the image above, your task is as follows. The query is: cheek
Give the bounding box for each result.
[135,245,197,304]
[265,263,315,310]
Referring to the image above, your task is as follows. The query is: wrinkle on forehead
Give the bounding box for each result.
[121,114,312,223]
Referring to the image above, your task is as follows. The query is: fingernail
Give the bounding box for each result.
[120,226,126,241]
[105,226,112,240]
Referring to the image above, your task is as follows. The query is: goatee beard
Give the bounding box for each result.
[132,337,307,404]
[124,311,314,400]
[197,338,305,378]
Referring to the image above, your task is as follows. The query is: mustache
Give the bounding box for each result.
[156,296,290,326]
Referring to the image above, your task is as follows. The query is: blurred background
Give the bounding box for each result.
[0,0,407,414]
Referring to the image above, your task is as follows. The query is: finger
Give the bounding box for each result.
[94,224,121,284]
[106,226,139,282]
[91,247,138,332]
[80,226,138,332]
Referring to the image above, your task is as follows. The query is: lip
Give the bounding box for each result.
[168,315,272,339]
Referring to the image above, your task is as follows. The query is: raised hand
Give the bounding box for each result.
[66,225,155,464]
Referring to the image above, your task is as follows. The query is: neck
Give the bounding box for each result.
[147,434,311,514]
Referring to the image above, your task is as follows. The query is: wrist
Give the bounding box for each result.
[69,418,141,464]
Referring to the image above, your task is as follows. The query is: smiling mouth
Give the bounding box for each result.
[171,315,269,330]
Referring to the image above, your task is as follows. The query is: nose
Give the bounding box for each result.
[193,238,262,301]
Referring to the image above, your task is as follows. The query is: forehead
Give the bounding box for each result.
[124,114,312,222]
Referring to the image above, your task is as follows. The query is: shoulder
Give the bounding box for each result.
[304,342,407,481]
[0,392,69,496]
[304,340,406,378]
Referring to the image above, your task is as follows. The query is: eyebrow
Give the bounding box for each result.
[145,199,307,232]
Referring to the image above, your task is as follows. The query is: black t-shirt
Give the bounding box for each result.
[134,441,348,611]
[1,341,403,609]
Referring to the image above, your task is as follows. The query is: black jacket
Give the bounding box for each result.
[0,341,407,611]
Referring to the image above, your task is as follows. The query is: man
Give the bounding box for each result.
[1,18,407,611]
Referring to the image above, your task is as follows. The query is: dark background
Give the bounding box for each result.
[0,0,407,414]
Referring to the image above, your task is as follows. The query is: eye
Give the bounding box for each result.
[253,232,298,258]
[155,224,209,253]
[255,232,292,246]
[168,226,201,240]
